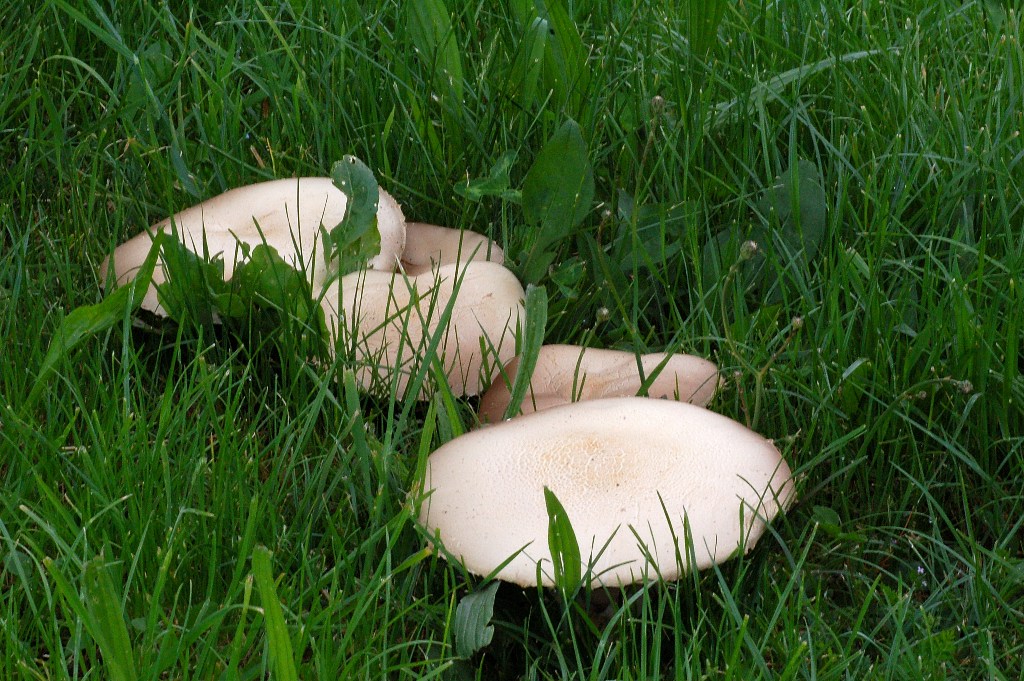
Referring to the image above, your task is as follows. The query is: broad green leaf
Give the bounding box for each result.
[28,234,162,406]
[329,155,380,262]
[82,558,139,681]
[812,505,868,542]
[549,256,585,300]
[982,0,1007,29]
[544,486,582,592]
[615,200,694,274]
[507,0,589,110]
[406,0,464,104]
[520,249,557,285]
[454,151,519,202]
[229,245,322,322]
[228,245,328,353]
[522,119,593,231]
[453,581,499,658]
[811,505,841,531]
[252,546,298,681]
[504,285,548,420]
[757,159,827,264]
[701,159,827,306]
[521,119,593,282]
[536,0,589,108]
[170,142,200,197]
[155,233,232,325]
[124,40,176,118]
[45,556,139,681]
[507,16,548,109]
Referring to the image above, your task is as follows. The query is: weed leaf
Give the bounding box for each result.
[536,0,589,109]
[521,119,593,282]
[156,234,232,325]
[507,15,549,108]
[407,0,464,104]
[329,156,380,265]
[28,234,161,406]
[44,556,139,681]
[455,151,519,202]
[507,0,589,109]
[523,119,593,230]
[701,159,827,306]
[453,581,499,658]
[758,159,827,264]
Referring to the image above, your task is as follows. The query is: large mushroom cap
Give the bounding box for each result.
[100,177,406,314]
[401,223,505,276]
[368,188,407,271]
[323,260,524,398]
[478,345,720,423]
[419,397,796,588]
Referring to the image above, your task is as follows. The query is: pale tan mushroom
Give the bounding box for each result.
[419,397,796,588]
[323,261,524,398]
[401,223,505,276]
[478,345,719,422]
[100,177,406,314]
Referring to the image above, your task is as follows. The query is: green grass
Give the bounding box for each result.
[2,0,1023,678]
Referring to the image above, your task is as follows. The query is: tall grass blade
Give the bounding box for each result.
[252,546,298,681]
[504,284,548,420]
[544,486,581,593]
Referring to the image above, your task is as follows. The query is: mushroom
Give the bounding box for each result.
[418,397,795,588]
[323,260,525,398]
[99,177,406,315]
[478,345,719,423]
[401,222,505,276]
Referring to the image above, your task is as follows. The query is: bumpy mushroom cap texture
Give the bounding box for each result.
[322,260,524,398]
[419,397,796,588]
[401,223,505,276]
[99,177,406,315]
[478,344,720,423]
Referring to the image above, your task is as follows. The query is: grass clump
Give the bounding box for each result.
[2,0,1022,678]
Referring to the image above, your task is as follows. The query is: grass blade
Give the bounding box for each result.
[544,486,582,593]
[252,546,298,681]
[503,284,548,420]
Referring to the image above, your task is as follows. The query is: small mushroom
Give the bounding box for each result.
[323,261,525,398]
[100,177,406,315]
[419,397,795,588]
[401,222,505,276]
[478,344,719,422]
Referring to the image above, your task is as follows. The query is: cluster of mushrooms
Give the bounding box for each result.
[102,176,796,591]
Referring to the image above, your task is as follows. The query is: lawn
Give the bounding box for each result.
[2,0,1022,678]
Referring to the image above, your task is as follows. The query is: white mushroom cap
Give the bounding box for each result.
[419,397,796,588]
[368,188,407,271]
[322,260,524,398]
[401,223,505,276]
[478,344,720,423]
[99,177,406,315]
